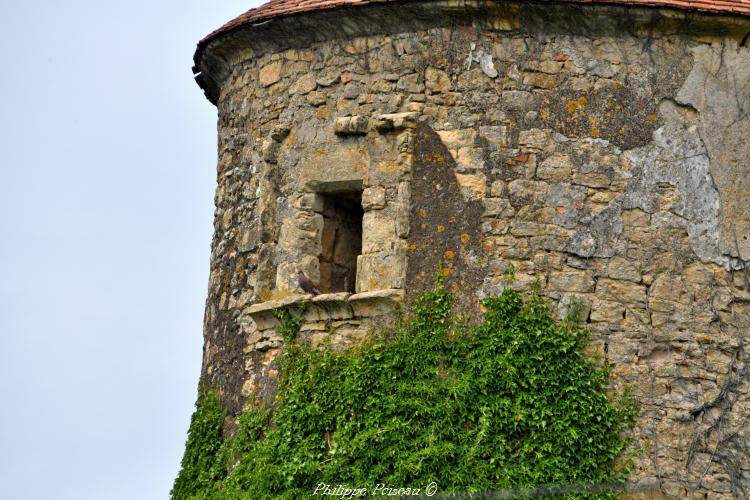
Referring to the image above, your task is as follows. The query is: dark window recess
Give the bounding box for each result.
[318,191,363,293]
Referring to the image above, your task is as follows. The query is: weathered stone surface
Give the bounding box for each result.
[300,144,367,191]
[289,73,317,95]
[436,129,475,149]
[361,211,396,254]
[549,270,595,293]
[606,256,641,282]
[261,139,280,163]
[349,288,404,317]
[374,112,419,131]
[675,43,750,263]
[537,154,574,181]
[425,66,452,93]
[334,115,369,135]
[197,7,750,495]
[479,125,508,148]
[361,186,386,210]
[259,61,282,87]
[596,278,647,304]
[455,172,486,200]
[306,91,327,106]
[523,72,558,89]
[356,249,406,292]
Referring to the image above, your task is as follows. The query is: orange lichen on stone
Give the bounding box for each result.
[567,96,587,113]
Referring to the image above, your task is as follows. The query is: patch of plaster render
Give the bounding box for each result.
[675,42,750,264]
[622,122,723,264]
[569,40,750,270]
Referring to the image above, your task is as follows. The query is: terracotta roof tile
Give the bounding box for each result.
[200,0,750,46]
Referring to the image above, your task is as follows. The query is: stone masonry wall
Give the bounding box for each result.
[199,3,750,496]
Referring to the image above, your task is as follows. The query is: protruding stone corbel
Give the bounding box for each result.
[374,112,419,132]
[262,123,292,163]
[334,115,369,136]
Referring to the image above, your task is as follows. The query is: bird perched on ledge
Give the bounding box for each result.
[298,270,321,295]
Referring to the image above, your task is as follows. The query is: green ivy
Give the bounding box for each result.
[173,283,637,499]
[171,384,228,500]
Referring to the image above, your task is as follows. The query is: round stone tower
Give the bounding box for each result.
[193,1,750,495]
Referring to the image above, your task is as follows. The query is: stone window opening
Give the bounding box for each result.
[317,190,363,294]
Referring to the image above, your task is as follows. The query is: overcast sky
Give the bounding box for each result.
[0,1,263,498]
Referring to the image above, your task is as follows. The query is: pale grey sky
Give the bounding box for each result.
[0,1,262,498]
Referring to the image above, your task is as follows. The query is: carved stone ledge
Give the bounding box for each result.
[243,289,404,342]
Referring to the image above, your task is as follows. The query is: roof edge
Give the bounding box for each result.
[201,0,750,49]
[193,0,750,103]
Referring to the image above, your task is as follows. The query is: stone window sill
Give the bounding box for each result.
[244,289,404,332]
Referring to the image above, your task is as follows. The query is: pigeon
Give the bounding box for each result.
[298,271,321,295]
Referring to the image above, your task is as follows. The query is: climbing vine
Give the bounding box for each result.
[170,384,229,499]
[173,282,637,499]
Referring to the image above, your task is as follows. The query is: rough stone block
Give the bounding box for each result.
[356,248,406,292]
[549,270,595,293]
[303,295,354,321]
[270,124,291,142]
[289,73,316,95]
[489,180,506,197]
[455,147,484,170]
[518,128,553,152]
[482,198,514,218]
[425,67,452,93]
[306,91,327,106]
[292,193,324,213]
[259,61,282,87]
[334,116,369,135]
[508,179,548,206]
[362,186,386,210]
[479,125,508,148]
[349,288,404,317]
[374,112,419,131]
[557,293,592,320]
[589,299,625,323]
[537,154,574,181]
[397,73,424,93]
[395,182,411,238]
[523,72,558,89]
[261,139,280,163]
[501,90,534,110]
[596,278,647,304]
[573,172,610,188]
[455,172,486,200]
[362,211,396,253]
[437,129,476,148]
[606,256,641,282]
